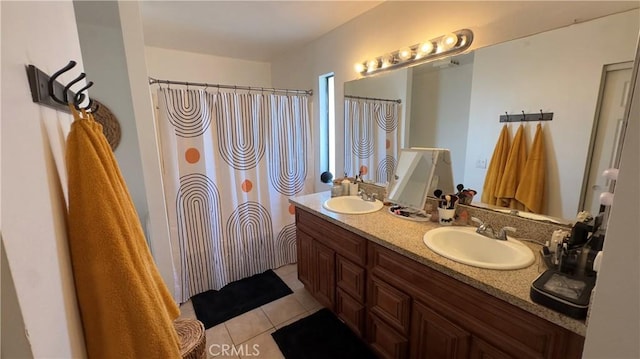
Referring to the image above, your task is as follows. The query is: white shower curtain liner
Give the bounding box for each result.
[344,98,400,184]
[157,88,313,302]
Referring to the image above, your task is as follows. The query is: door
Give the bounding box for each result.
[581,63,633,215]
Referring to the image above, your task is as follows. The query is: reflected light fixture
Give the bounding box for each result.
[355,29,473,76]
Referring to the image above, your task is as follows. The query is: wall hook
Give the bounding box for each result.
[73,81,94,110]
[48,61,77,105]
[63,72,86,104]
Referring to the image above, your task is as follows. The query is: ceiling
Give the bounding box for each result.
[140,1,384,62]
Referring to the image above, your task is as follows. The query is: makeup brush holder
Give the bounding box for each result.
[438,208,456,225]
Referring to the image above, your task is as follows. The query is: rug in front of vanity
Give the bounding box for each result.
[272,308,377,359]
[190,269,292,329]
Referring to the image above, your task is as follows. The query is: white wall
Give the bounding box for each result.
[74,1,150,227]
[583,42,640,358]
[410,61,474,183]
[463,11,638,218]
[117,1,179,298]
[145,46,271,87]
[1,1,86,357]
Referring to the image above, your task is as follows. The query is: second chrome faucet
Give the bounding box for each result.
[471,217,516,241]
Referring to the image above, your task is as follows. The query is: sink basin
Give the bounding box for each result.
[322,196,383,214]
[423,227,535,270]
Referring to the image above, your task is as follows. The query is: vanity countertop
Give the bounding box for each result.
[290,191,587,336]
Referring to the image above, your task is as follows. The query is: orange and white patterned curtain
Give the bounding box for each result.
[344,98,399,184]
[157,88,313,303]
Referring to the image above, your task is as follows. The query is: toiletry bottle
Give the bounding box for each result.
[341,173,350,196]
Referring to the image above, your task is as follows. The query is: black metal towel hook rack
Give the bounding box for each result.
[26,60,96,113]
[499,109,553,123]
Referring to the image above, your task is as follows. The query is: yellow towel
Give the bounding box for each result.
[66,107,180,358]
[516,123,546,213]
[496,124,527,210]
[481,125,510,205]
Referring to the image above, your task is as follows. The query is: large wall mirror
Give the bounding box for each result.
[344,9,639,221]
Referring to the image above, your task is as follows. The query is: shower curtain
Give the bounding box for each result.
[344,98,399,184]
[157,88,313,303]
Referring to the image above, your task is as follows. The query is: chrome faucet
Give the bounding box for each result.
[471,217,516,241]
[358,189,378,202]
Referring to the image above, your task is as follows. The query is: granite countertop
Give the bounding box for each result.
[290,191,587,336]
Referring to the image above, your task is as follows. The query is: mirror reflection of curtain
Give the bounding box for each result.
[157,88,313,303]
[344,98,399,184]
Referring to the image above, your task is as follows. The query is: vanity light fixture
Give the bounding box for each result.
[355,28,474,76]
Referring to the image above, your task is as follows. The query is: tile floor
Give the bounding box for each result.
[178,264,324,359]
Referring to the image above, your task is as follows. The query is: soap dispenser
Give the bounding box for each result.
[341,173,350,196]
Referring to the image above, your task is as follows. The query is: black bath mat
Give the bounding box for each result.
[272,308,378,359]
[190,269,292,329]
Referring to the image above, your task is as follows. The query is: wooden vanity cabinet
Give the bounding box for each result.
[295,209,367,334]
[369,243,585,359]
[295,208,585,358]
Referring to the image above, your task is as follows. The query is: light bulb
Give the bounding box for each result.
[418,42,434,56]
[381,54,394,68]
[366,59,379,72]
[438,33,458,52]
[354,63,366,73]
[398,47,413,61]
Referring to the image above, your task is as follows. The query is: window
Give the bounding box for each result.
[319,73,336,179]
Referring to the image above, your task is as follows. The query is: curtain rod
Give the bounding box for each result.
[344,94,401,104]
[148,77,312,96]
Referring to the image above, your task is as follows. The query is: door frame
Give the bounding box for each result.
[578,61,634,212]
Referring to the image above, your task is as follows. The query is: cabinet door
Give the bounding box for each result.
[296,229,313,289]
[410,300,470,359]
[313,241,335,310]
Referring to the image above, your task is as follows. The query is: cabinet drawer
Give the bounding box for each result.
[369,276,411,336]
[367,313,409,359]
[336,288,365,337]
[296,209,367,265]
[336,255,366,303]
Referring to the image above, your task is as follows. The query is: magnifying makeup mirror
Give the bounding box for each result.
[386,147,454,220]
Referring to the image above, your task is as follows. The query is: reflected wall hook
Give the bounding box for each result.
[505,111,509,121]
[48,60,77,105]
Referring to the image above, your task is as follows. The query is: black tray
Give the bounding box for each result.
[530,270,596,319]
